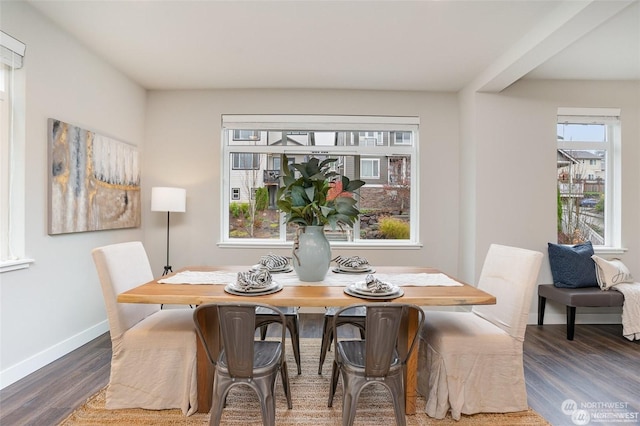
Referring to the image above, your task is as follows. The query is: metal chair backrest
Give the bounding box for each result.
[364,304,403,377]
[194,303,287,374]
[335,303,425,376]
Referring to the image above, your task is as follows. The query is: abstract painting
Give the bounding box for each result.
[48,118,141,234]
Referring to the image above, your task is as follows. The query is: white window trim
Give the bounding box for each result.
[557,107,623,250]
[220,114,421,248]
[1,33,31,273]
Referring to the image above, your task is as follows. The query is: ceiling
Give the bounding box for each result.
[26,0,640,92]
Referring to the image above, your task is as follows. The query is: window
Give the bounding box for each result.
[360,158,380,179]
[359,131,384,146]
[232,153,260,170]
[233,130,260,141]
[221,115,419,246]
[556,107,621,249]
[1,31,30,272]
[395,131,412,145]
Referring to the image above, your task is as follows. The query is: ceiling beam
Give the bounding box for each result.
[463,0,635,94]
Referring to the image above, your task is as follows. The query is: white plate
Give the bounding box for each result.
[224,282,283,296]
[344,286,404,300]
[331,266,375,274]
[349,281,399,296]
[251,264,293,273]
[224,281,280,294]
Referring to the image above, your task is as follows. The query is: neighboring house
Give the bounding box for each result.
[229,130,413,210]
[557,149,605,200]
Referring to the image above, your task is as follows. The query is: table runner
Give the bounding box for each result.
[158,270,462,287]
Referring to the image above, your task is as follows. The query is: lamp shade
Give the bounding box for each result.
[151,187,186,212]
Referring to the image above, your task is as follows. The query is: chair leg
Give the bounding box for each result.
[566,306,576,340]
[327,360,340,407]
[259,324,268,340]
[280,360,293,409]
[319,317,332,374]
[388,375,407,426]
[287,317,302,374]
[255,377,277,426]
[538,295,546,325]
[210,379,227,426]
[342,377,360,426]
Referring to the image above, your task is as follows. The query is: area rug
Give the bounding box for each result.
[60,339,549,425]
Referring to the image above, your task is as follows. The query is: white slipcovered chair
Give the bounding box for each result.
[92,241,198,415]
[417,244,543,420]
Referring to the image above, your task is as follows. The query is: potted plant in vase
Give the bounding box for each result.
[277,154,365,281]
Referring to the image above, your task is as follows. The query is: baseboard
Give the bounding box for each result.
[0,320,109,390]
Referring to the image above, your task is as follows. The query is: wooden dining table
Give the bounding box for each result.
[117,265,496,415]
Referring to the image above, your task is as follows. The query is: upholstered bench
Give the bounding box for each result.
[537,284,624,340]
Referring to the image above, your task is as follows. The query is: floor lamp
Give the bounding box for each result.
[151,187,186,276]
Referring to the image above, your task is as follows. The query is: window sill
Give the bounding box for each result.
[0,258,35,273]
[218,241,423,250]
[593,246,627,256]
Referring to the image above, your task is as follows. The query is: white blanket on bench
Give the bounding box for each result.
[613,282,640,341]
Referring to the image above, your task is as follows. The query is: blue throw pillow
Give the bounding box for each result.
[548,242,598,288]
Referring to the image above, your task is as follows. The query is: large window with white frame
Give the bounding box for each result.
[556,107,621,249]
[221,115,419,246]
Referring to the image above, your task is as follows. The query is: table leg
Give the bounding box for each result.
[399,307,419,415]
[196,338,215,413]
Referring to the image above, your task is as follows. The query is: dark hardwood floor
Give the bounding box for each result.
[523,323,640,426]
[1,316,638,426]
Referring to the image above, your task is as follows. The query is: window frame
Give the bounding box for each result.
[220,114,421,249]
[557,107,622,251]
[0,32,31,272]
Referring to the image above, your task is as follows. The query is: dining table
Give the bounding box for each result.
[117,265,496,415]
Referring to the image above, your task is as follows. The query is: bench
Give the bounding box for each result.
[537,284,624,340]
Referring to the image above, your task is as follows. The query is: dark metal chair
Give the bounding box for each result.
[327,303,425,426]
[318,306,366,374]
[193,303,292,426]
[256,306,301,374]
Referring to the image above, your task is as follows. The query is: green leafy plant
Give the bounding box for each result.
[379,216,410,239]
[276,154,365,229]
[229,202,250,218]
[254,187,269,211]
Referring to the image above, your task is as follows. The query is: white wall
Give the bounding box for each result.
[143,89,461,275]
[0,2,146,388]
[461,79,640,324]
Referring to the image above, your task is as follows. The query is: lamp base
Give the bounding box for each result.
[162,265,173,276]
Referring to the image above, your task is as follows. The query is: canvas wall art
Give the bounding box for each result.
[48,118,141,235]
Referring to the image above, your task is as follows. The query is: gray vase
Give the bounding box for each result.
[292,225,331,282]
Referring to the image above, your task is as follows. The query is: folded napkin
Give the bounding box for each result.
[365,274,393,293]
[258,254,290,270]
[236,267,273,291]
[334,255,369,268]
